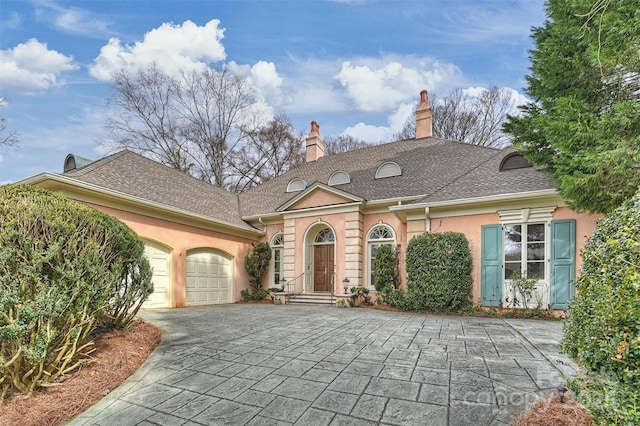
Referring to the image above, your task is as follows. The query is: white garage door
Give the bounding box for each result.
[142,241,172,308]
[186,248,233,305]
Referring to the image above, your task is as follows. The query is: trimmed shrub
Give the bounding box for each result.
[372,244,399,293]
[0,185,152,398]
[561,191,640,425]
[244,242,271,298]
[397,232,472,312]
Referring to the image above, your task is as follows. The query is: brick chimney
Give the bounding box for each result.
[305,121,325,162]
[415,90,433,139]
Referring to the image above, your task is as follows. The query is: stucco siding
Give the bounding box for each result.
[88,204,256,307]
[432,213,498,306]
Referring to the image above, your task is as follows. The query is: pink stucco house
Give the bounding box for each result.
[22,91,598,310]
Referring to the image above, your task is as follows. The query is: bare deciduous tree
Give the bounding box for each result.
[324,134,370,155]
[229,114,304,193]
[0,96,19,149]
[106,64,256,189]
[395,86,516,147]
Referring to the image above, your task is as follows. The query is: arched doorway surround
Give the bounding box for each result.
[303,222,336,293]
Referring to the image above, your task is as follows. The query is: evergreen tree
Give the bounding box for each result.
[504,0,640,214]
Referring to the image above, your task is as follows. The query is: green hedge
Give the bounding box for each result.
[390,232,472,312]
[561,191,640,425]
[372,244,398,293]
[0,185,152,398]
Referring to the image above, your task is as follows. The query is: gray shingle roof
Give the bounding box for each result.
[61,139,558,228]
[63,150,253,230]
[238,138,557,217]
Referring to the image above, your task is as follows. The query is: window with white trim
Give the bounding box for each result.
[504,223,546,279]
[366,224,395,289]
[270,233,284,287]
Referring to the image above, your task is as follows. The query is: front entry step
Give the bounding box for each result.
[287,294,334,305]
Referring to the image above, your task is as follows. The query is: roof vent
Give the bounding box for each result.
[63,154,93,173]
[375,161,402,179]
[286,178,308,193]
[328,171,351,186]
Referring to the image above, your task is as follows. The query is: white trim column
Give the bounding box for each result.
[344,211,363,287]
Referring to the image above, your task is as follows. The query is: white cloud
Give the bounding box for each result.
[503,87,529,108]
[432,2,545,46]
[462,86,488,98]
[460,85,529,114]
[341,122,390,143]
[249,61,283,98]
[22,106,109,155]
[227,60,283,106]
[0,38,78,90]
[30,0,114,38]
[335,56,463,112]
[53,8,112,36]
[89,19,226,81]
[1,11,22,29]
[342,102,415,142]
[388,102,415,133]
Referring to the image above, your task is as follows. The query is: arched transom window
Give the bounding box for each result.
[367,224,396,289]
[315,228,335,244]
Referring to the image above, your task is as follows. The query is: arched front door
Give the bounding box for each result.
[313,228,335,292]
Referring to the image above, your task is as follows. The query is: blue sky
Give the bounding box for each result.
[0,0,546,184]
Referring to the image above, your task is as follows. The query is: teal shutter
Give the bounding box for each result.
[481,224,502,307]
[550,219,576,309]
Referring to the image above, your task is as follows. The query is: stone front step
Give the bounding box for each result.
[287,293,334,305]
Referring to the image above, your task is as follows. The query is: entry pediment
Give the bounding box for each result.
[277,182,363,212]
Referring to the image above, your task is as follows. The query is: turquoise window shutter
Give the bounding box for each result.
[481,224,502,307]
[550,219,576,309]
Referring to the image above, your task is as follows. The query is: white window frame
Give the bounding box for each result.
[502,222,550,308]
[366,224,396,290]
[269,233,284,288]
[498,207,555,308]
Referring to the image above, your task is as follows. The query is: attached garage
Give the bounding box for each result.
[186,248,233,305]
[142,241,172,308]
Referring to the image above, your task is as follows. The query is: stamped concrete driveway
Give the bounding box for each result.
[69,305,577,426]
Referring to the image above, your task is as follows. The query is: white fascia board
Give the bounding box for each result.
[364,195,426,207]
[422,189,560,208]
[243,212,284,227]
[389,189,563,218]
[281,201,363,219]
[20,173,264,238]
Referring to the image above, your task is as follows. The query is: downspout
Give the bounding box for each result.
[258,217,267,233]
[425,207,431,233]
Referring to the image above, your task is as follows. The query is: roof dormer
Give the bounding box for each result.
[286,178,308,192]
[328,170,351,186]
[375,161,402,179]
[499,153,532,171]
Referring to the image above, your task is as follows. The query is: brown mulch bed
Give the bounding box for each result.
[0,321,162,426]
[512,392,593,426]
